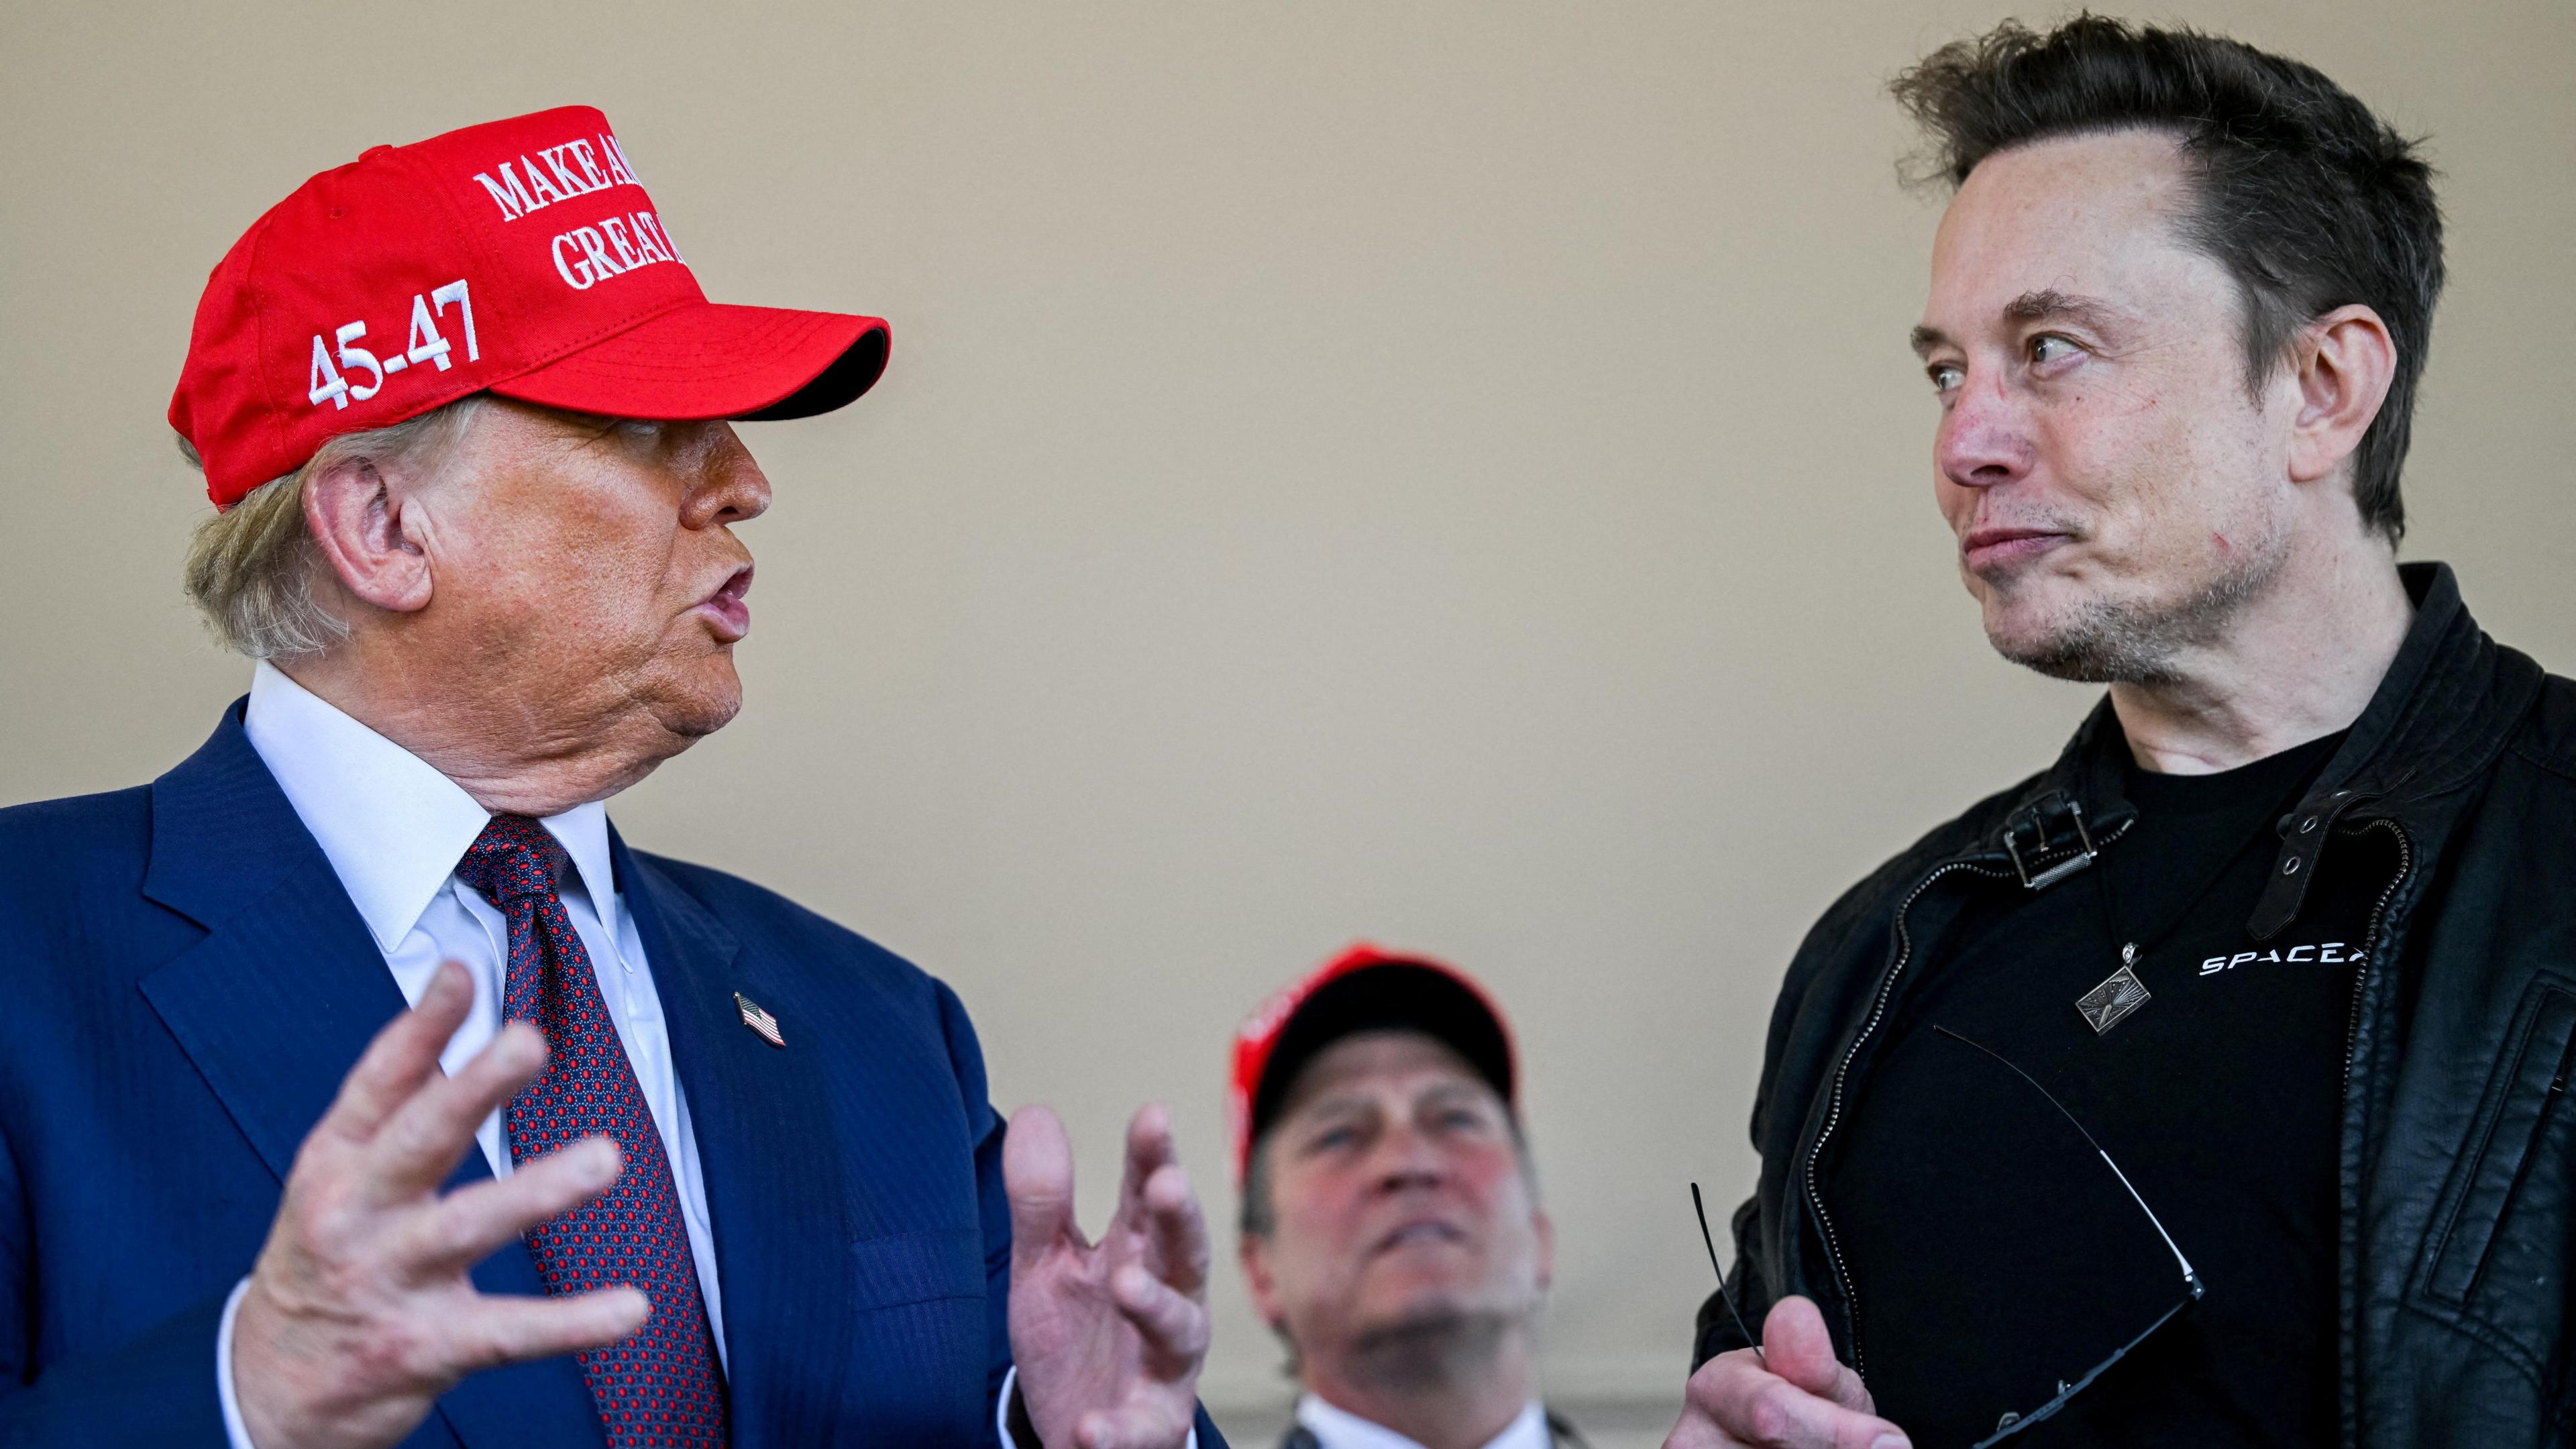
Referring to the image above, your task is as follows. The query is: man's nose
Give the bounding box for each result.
[1936,371,2034,490]
[686,427,773,527]
[1368,1125,1450,1191]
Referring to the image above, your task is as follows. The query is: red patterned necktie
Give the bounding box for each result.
[453,814,729,1449]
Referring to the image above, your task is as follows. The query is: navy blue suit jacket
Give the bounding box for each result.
[0,705,1223,1448]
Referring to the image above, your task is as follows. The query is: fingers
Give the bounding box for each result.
[1764,1296,1875,1413]
[1118,1103,1178,1220]
[1111,1261,1210,1368]
[1682,1346,1909,1449]
[1136,1160,1210,1301]
[394,1137,622,1275]
[1004,1105,1081,1265]
[1010,1102,1208,1300]
[313,961,478,1149]
[445,1284,652,1375]
[1114,1104,1207,1301]
[367,1020,549,1203]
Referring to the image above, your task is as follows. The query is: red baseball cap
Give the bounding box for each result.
[1226,944,1519,1183]
[168,105,890,508]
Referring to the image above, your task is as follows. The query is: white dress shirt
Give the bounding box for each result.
[216,661,726,1446]
[1293,1395,1551,1449]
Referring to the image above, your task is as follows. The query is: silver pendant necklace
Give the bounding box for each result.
[2081,777,2284,1034]
[2078,941,2152,1035]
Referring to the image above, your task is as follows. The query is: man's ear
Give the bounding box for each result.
[303,453,435,614]
[1532,1208,1556,1294]
[2286,304,2398,488]
[1238,1232,1286,1331]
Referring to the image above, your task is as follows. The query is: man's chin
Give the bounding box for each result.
[1353,1284,1471,1332]
[1986,616,2099,681]
[667,695,743,742]
[1338,1295,1516,1388]
[1348,1272,1517,1344]
[646,664,745,743]
[1982,599,2176,685]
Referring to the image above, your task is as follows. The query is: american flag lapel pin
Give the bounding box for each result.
[734,992,785,1049]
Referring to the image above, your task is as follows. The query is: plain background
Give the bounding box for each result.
[4,1,2568,1440]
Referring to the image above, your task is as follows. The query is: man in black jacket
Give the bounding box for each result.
[1666,18,2573,1449]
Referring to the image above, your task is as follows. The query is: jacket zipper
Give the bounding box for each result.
[1790,823,2098,1374]
[2341,819,2414,1093]
[1803,860,2000,1377]
[1801,818,2134,1375]
[2330,817,2412,1449]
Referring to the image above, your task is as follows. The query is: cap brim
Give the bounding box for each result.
[488,301,889,423]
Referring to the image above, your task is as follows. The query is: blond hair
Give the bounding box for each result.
[178,396,484,657]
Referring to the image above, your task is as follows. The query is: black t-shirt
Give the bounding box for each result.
[1823,725,2400,1448]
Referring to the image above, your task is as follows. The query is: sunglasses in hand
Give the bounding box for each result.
[1691,1026,2206,1447]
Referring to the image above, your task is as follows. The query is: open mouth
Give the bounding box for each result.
[1369,1218,1469,1257]
[697,565,753,642]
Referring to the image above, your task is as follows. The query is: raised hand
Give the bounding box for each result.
[231,960,649,1449]
[1004,1103,1212,1449]
[1664,1295,1911,1449]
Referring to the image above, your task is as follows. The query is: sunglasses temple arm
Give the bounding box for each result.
[2094,1150,2202,1289]
[1932,1026,2204,1289]
[1690,1183,1767,1365]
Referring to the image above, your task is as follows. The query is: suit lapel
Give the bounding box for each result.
[140,852,416,1183]
[139,705,428,1188]
[615,834,862,1447]
[137,706,602,1449]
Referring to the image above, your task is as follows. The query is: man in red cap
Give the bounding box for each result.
[1229,948,1580,1449]
[0,108,1220,1449]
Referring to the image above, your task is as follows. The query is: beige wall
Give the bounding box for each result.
[5,0,2569,1434]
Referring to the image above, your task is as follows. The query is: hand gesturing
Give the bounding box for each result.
[1004,1103,1212,1449]
[231,960,647,1449]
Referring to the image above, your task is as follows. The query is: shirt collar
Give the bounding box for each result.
[243,661,623,951]
[1293,1395,1548,1449]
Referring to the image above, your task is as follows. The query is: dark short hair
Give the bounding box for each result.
[1892,15,2443,541]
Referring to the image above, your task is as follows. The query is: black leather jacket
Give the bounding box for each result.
[1697,564,2575,1446]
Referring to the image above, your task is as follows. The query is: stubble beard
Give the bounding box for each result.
[1986,533,2288,685]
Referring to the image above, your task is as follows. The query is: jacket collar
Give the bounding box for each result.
[1955,564,2544,935]
[2303,561,2542,810]
[1975,700,2137,891]
[239,660,623,955]
[140,697,326,936]
[2246,561,2544,936]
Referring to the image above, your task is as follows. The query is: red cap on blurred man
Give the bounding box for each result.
[1226,943,1519,1183]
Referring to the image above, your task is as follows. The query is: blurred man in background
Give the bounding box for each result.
[1668,17,2575,1449]
[1230,947,1583,1449]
